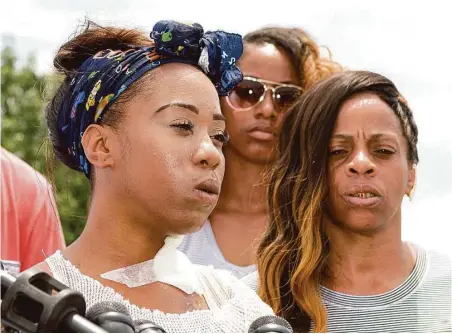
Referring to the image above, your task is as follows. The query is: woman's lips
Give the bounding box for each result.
[247,126,276,141]
[343,195,382,208]
[342,186,382,208]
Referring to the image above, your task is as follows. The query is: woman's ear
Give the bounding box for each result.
[406,164,417,199]
[82,124,115,170]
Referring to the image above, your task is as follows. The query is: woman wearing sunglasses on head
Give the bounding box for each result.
[30,20,274,332]
[179,27,342,278]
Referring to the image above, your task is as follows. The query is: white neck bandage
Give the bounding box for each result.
[100,235,203,295]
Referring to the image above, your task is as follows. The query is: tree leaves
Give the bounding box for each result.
[1,47,89,245]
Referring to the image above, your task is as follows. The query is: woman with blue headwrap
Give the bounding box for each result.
[33,20,274,332]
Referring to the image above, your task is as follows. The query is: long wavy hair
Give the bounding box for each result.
[256,71,419,332]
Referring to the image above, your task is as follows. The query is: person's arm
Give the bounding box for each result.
[32,261,54,276]
[20,177,66,271]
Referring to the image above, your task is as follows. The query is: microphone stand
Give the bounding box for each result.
[1,267,106,333]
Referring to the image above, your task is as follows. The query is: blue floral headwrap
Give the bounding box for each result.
[57,20,243,177]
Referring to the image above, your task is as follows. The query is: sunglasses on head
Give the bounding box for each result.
[226,76,303,113]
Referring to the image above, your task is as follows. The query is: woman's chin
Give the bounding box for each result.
[170,218,208,236]
[326,211,388,234]
[341,216,386,234]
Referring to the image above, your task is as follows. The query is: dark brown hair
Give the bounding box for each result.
[257,70,419,332]
[45,20,154,175]
[244,27,343,89]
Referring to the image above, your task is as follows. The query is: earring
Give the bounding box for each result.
[407,188,414,200]
[407,164,417,200]
[407,182,416,200]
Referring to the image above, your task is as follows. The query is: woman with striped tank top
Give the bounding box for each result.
[244,70,451,332]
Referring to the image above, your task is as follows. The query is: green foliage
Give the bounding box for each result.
[1,47,89,244]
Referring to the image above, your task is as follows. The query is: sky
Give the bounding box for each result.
[1,0,451,255]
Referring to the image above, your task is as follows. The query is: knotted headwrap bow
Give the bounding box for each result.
[57,20,243,177]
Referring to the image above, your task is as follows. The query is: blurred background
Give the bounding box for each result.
[1,0,451,254]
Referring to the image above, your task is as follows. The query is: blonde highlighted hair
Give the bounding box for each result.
[256,71,419,332]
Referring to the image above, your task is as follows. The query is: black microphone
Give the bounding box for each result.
[248,315,293,333]
[1,268,15,299]
[87,301,136,333]
[134,319,166,333]
[1,268,106,333]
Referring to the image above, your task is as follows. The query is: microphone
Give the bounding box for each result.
[134,319,166,333]
[86,301,135,333]
[1,268,106,333]
[1,269,15,299]
[248,315,293,333]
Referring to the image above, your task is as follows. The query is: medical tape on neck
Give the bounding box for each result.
[100,235,203,295]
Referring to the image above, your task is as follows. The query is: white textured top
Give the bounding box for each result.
[178,221,256,279]
[46,251,274,333]
[100,235,203,294]
[241,244,452,332]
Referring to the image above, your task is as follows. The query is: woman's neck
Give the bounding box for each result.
[214,149,270,214]
[323,215,416,295]
[64,191,166,275]
[208,149,271,267]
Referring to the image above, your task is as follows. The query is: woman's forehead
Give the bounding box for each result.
[334,94,402,136]
[135,64,220,109]
[239,43,297,83]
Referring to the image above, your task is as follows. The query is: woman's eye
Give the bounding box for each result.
[330,149,347,156]
[211,131,230,146]
[171,120,194,134]
[376,149,395,155]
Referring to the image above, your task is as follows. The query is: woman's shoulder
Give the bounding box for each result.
[30,261,54,276]
[194,263,251,293]
[1,147,50,190]
[423,246,451,279]
[240,270,259,292]
[412,243,450,271]
[410,243,451,300]
[193,264,271,312]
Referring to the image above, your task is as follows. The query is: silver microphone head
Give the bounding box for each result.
[86,301,131,319]
[134,319,166,333]
[86,301,135,333]
[248,315,293,333]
